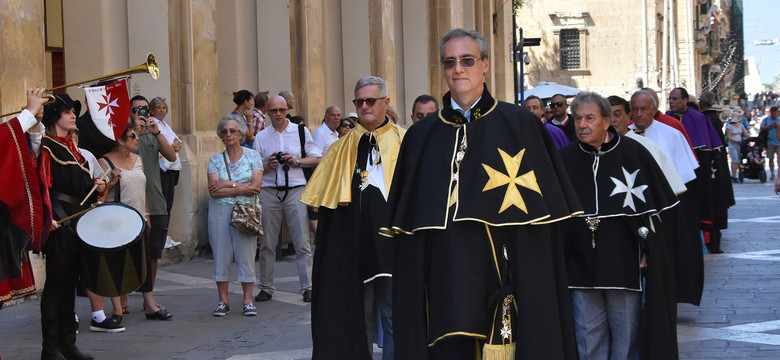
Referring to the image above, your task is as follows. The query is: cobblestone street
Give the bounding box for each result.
[1,180,779,359]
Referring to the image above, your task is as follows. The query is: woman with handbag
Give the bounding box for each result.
[207,114,263,317]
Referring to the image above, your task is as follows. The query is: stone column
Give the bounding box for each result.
[428,0,464,100]
[488,0,512,102]
[165,0,220,249]
[368,0,397,110]
[0,0,45,115]
[340,0,371,109]
[290,0,325,129]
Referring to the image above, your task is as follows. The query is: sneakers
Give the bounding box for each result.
[243,303,257,316]
[213,302,230,317]
[255,290,272,302]
[164,236,181,249]
[89,318,126,333]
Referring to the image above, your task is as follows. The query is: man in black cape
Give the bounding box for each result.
[560,92,680,359]
[380,28,582,359]
[301,76,404,359]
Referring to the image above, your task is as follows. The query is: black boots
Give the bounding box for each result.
[41,317,94,360]
[41,319,66,360]
[58,316,94,360]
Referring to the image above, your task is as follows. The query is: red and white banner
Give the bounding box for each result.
[84,79,130,140]
[703,5,718,35]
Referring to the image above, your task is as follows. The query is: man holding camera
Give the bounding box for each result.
[253,95,321,303]
[128,95,177,318]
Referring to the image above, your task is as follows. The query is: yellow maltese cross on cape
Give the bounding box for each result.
[481,148,542,214]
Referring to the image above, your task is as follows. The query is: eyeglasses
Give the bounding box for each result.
[268,108,288,113]
[441,57,483,70]
[550,102,566,108]
[152,97,166,102]
[220,128,240,135]
[352,97,386,107]
[341,122,355,129]
[128,132,138,139]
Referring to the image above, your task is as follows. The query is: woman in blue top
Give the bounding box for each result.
[207,114,263,317]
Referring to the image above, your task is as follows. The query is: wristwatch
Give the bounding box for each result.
[295,159,301,167]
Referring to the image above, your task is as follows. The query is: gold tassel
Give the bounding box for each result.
[482,343,516,360]
[483,295,516,360]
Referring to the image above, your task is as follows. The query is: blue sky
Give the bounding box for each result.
[743,0,780,84]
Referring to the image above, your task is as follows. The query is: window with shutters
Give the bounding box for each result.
[560,29,580,71]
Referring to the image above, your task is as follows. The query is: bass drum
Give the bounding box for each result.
[76,202,147,297]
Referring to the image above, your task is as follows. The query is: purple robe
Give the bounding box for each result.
[666,108,723,149]
[545,122,570,149]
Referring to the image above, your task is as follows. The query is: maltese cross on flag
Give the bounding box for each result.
[84,79,130,140]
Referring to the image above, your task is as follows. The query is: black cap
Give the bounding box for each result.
[42,94,82,128]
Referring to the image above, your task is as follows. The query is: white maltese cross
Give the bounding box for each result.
[609,167,648,211]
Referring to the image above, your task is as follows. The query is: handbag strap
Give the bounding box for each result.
[298,124,307,158]
[222,151,232,181]
[101,156,121,202]
[222,151,241,200]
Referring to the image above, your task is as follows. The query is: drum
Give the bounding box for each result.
[76,202,147,297]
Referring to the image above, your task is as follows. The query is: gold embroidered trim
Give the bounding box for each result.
[6,121,36,243]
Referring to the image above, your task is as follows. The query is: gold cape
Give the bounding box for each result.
[300,121,405,210]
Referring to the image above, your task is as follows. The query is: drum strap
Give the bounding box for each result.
[101,156,121,202]
[51,192,82,223]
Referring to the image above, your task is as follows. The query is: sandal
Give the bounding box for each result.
[110,314,123,325]
[145,309,173,320]
[121,306,130,314]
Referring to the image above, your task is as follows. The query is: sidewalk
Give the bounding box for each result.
[1,180,779,359]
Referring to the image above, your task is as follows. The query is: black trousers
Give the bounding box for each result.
[40,250,80,322]
[159,169,179,228]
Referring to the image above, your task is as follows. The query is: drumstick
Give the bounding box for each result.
[56,204,97,225]
[79,171,111,206]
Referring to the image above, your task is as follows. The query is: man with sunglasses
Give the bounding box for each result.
[549,93,578,142]
[127,95,177,320]
[302,75,404,359]
[525,95,569,148]
[380,28,582,359]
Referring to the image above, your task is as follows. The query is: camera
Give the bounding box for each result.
[273,152,285,163]
[137,105,149,118]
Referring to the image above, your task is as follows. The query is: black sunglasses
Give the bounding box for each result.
[550,102,566,108]
[352,97,386,107]
[341,122,355,129]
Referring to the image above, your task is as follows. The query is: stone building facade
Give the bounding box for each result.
[514,0,742,108]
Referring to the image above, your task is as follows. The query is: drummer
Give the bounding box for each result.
[40,94,104,360]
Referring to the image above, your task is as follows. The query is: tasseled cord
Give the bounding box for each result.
[482,294,516,360]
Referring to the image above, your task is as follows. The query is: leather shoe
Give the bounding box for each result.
[255,290,272,302]
[60,347,94,360]
[302,290,312,303]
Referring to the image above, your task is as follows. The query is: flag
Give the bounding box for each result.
[703,5,717,35]
[84,79,130,140]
